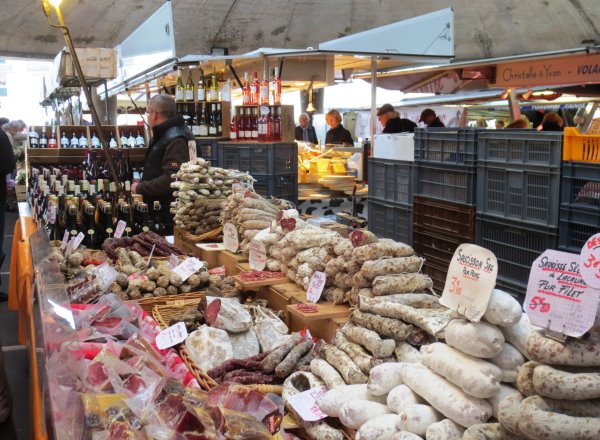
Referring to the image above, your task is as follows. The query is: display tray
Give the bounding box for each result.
[233,273,289,289]
[286,301,351,321]
[135,291,206,314]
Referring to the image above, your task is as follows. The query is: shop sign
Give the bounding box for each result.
[494,53,600,87]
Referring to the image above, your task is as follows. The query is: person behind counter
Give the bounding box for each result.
[295,112,318,144]
[540,111,564,132]
[325,109,354,145]
[132,94,193,235]
[377,103,417,133]
[419,108,445,127]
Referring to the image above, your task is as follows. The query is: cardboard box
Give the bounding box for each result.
[54,47,117,85]
[373,133,415,161]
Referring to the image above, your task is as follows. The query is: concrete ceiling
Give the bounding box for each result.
[1,0,599,61]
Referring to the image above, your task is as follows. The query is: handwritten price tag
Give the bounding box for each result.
[223,222,239,253]
[114,220,126,239]
[249,240,267,271]
[72,232,85,250]
[155,322,188,350]
[188,140,197,162]
[526,249,600,337]
[306,271,326,303]
[440,244,497,322]
[173,257,204,282]
[60,230,69,251]
[286,386,328,422]
[169,254,179,269]
[580,233,600,289]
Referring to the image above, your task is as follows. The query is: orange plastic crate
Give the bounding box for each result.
[563,127,600,163]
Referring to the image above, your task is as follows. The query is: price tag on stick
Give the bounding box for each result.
[114,220,126,239]
[286,386,328,422]
[440,244,497,322]
[60,230,69,252]
[306,271,326,303]
[155,322,188,350]
[249,240,267,271]
[525,249,600,337]
[72,232,85,250]
[173,257,204,283]
[223,222,239,253]
[580,233,600,289]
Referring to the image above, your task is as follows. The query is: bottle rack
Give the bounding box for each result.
[233,104,294,143]
[175,100,231,140]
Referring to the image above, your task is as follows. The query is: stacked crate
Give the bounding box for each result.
[367,158,414,244]
[217,142,298,204]
[475,131,563,296]
[411,128,479,293]
[559,127,600,253]
[196,139,219,164]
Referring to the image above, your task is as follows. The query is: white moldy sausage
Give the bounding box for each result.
[387,384,421,414]
[338,400,391,430]
[355,414,400,440]
[444,319,504,358]
[526,330,600,366]
[462,423,525,439]
[483,289,522,327]
[501,314,534,360]
[425,419,464,440]
[490,343,525,370]
[487,385,523,419]
[391,433,423,440]
[516,361,540,397]
[310,358,346,390]
[367,362,405,396]
[400,364,492,428]
[420,343,502,398]
[397,404,442,436]
[497,394,526,437]
[317,384,386,417]
[532,364,600,400]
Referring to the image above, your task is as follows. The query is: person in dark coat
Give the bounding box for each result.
[377,103,416,133]
[0,129,15,301]
[295,112,318,144]
[540,111,564,132]
[132,94,193,234]
[419,108,445,127]
[325,109,354,144]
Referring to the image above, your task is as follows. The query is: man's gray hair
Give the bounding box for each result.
[149,94,177,118]
[299,112,309,120]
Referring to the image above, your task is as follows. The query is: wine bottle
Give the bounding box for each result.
[139,203,153,233]
[47,199,61,241]
[185,70,195,102]
[109,132,117,148]
[48,127,57,149]
[242,72,251,105]
[120,132,129,148]
[267,107,274,141]
[197,69,206,102]
[66,204,79,239]
[230,115,238,142]
[216,103,222,136]
[273,107,282,141]
[251,72,260,105]
[198,103,208,137]
[79,132,88,149]
[127,132,136,148]
[208,72,219,102]
[251,107,259,140]
[90,131,100,149]
[135,131,145,148]
[273,67,282,105]
[60,132,69,148]
[260,69,269,105]
[152,201,166,235]
[29,130,39,148]
[208,104,218,136]
[175,74,185,101]
[70,132,79,148]
[39,131,48,149]
[243,108,251,140]
[258,108,267,142]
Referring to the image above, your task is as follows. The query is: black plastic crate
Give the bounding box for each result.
[414,127,479,166]
[414,163,476,205]
[252,173,298,199]
[476,214,558,287]
[413,195,476,239]
[368,199,412,245]
[196,139,218,163]
[477,130,563,168]
[217,142,298,175]
[560,161,600,210]
[413,225,473,265]
[368,158,414,205]
[495,276,526,298]
[558,206,600,253]
[421,257,449,295]
[476,164,560,227]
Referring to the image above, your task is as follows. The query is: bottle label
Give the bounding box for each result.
[70,140,79,147]
[208,90,218,101]
[48,139,57,148]
[40,138,47,145]
[252,130,258,139]
[230,130,237,140]
[244,130,252,139]
[109,139,117,148]
[198,89,205,101]
[185,90,194,101]
[209,126,217,135]
[136,136,145,147]
[260,85,269,102]
[79,138,88,147]
[175,90,184,101]
[70,229,78,237]
[242,95,250,105]
[92,138,101,148]
[191,125,201,136]
[199,125,208,136]
[48,205,56,224]
[142,226,150,232]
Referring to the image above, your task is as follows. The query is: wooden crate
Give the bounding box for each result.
[55,47,117,85]
[58,125,90,147]
[286,301,351,341]
[27,148,60,164]
[279,104,294,142]
[216,250,247,275]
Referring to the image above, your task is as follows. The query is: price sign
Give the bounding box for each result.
[306,271,326,303]
[440,244,497,322]
[173,257,204,282]
[72,232,85,250]
[223,222,239,253]
[188,140,197,162]
[60,230,69,251]
[286,387,328,422]
[114,220,127,239]
[249,240,267,271]
[155,322,188,350]
[525,249,600,337]
[169,254,179,269]
[580,233,600,289]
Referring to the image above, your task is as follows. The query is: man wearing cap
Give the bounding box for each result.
[419,108,445,127]
[377,104,417,133]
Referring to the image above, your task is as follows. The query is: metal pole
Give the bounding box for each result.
[54,5,121,187]
[507,89,522,121]
[370,57,377,146]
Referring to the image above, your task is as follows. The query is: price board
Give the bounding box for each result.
[155,322,188,350]
[440,244,497,322]
[286,386,328,422]
[223,222,239,253]
[306,271,326,303]
[580,233,600,289]
[249,240,267,271]
[526,249,600,337]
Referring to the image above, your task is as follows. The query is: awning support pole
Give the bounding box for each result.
[370,57,377,146]
[508,89,521,121]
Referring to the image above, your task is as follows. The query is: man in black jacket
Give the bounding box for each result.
[0,129,15,301]
[377,104,417,133]
[295,113,318,144]
[419,108,445,127]
[132,94,193,234]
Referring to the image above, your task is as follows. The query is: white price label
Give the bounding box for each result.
[60,230,69,251]
[526,249,600,337]
[188,140,197,162]
[580,233,600,289]
[47,204,56,224]
[286,387,328,422]
[169,254,179,269]
[440,244,497,322]
[249,240,267,271]
[306,271,326,303]
[114,220,126,239]
[155,322,188,350]
[223,222,239,253]
[72,232,85,250]
[173,257,204,282]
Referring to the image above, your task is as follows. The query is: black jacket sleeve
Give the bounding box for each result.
[0,130,15,177]
[136,137,189,199]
